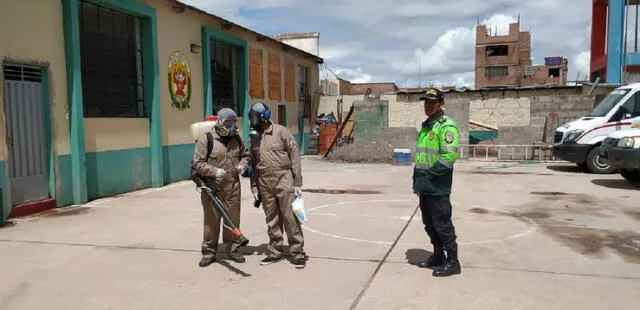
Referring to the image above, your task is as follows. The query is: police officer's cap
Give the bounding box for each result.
[420,88,444,101]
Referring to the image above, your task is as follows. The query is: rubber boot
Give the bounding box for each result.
[432,247,461,277]
[199,255,216,267]
[418,246,445,268]
[226,243,246,263]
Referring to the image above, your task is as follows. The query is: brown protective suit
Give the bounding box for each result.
[249,122,305,260]
[192,130,250,259]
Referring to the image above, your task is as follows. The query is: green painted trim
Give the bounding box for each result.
[88,0,156,17]
[55,155,74,207]
[41,67,55,199]
[163,143,196,184]
[142,10,163,187]
[278,105,287,126]
[293,132,309,154]
[298,117,307,152]
[201,27,212,118]
[85,0,162,187]
[201,27,250,143]
[65,0,163,189]
[0,161,7,222]
[62,0,87,204]
[86,147,151,200]
[240,43,250,144]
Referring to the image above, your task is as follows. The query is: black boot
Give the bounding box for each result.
[417,247,445,268]
[227,251,246,263]
[226,243,246,263]
[199,255,216,267]
[432,247,461,277]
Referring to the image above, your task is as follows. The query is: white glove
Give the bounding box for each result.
[215,168,227,179]
[236,165,245,174]
[294,187,302,196]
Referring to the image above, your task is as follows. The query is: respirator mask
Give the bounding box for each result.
[248,103,270,137]
[216,121,237,137]
[215,108,238,137]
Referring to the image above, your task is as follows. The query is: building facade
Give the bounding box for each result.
[271,32,320,57]
[590,0,640,84]
[0,0,322,221]
[475,21,568,89]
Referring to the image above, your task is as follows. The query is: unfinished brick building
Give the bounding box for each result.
[475,21,568,89]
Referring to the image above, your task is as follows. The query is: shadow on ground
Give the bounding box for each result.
[591,179,640,190]
[207,243,270,277]
[546,165,588,174]
[405,249,433,266]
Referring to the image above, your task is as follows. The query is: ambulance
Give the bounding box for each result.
[552,83,640,174]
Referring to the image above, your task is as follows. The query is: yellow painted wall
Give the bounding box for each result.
[148,0,320,140]
[84,119,151,152]
[153,2,205,146]
[0,0,321,158]
[0,0,70,160]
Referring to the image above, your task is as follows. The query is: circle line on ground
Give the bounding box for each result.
[302,200,538,246]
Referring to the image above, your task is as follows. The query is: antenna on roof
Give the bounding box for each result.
[518,13,520,24]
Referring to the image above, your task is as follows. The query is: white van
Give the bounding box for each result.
[600,128,640,182]
[552,83,640,174]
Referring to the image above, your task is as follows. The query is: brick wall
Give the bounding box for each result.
[475,22,530,88]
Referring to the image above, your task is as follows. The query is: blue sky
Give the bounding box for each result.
[182,0,593,88]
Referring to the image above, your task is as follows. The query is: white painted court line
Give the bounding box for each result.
[301,199,538,247]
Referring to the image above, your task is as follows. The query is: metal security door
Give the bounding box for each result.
[2,64,49,206]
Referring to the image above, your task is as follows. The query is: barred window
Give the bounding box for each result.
[78,0,145,118]
[485,66,508,77]
[297,65,310,118]
[210,40,239,114]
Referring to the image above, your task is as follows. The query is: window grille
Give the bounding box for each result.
[485,66,508,78]
[210,40,239,114]
[78,0,145,118]
[2,64,42,82]
[298,65,310,118]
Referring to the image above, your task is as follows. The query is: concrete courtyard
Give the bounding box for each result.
[1,156,639,309]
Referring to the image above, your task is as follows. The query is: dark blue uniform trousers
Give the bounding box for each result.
[418,194,458,251]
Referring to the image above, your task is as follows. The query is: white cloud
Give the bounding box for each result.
[572,51,591,81]
[319,46,355,61]
[481,14,518,36]
[179,0,594,89]
[332,68,374,84]
[390,13,518,85]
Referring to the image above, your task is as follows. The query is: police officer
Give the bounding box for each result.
[412,88,461,277]
[192,108,250,267]
[247,102,306,269]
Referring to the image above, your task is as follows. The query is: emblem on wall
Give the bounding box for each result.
[168,51,191,110]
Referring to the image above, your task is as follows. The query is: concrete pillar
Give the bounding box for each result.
[607,0,626,84]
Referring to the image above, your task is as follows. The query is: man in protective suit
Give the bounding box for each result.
[192,108,250,267]
[247,102,306,269]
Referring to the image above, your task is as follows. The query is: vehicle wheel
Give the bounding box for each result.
[620,169,640,182]
[585,146,616,174]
